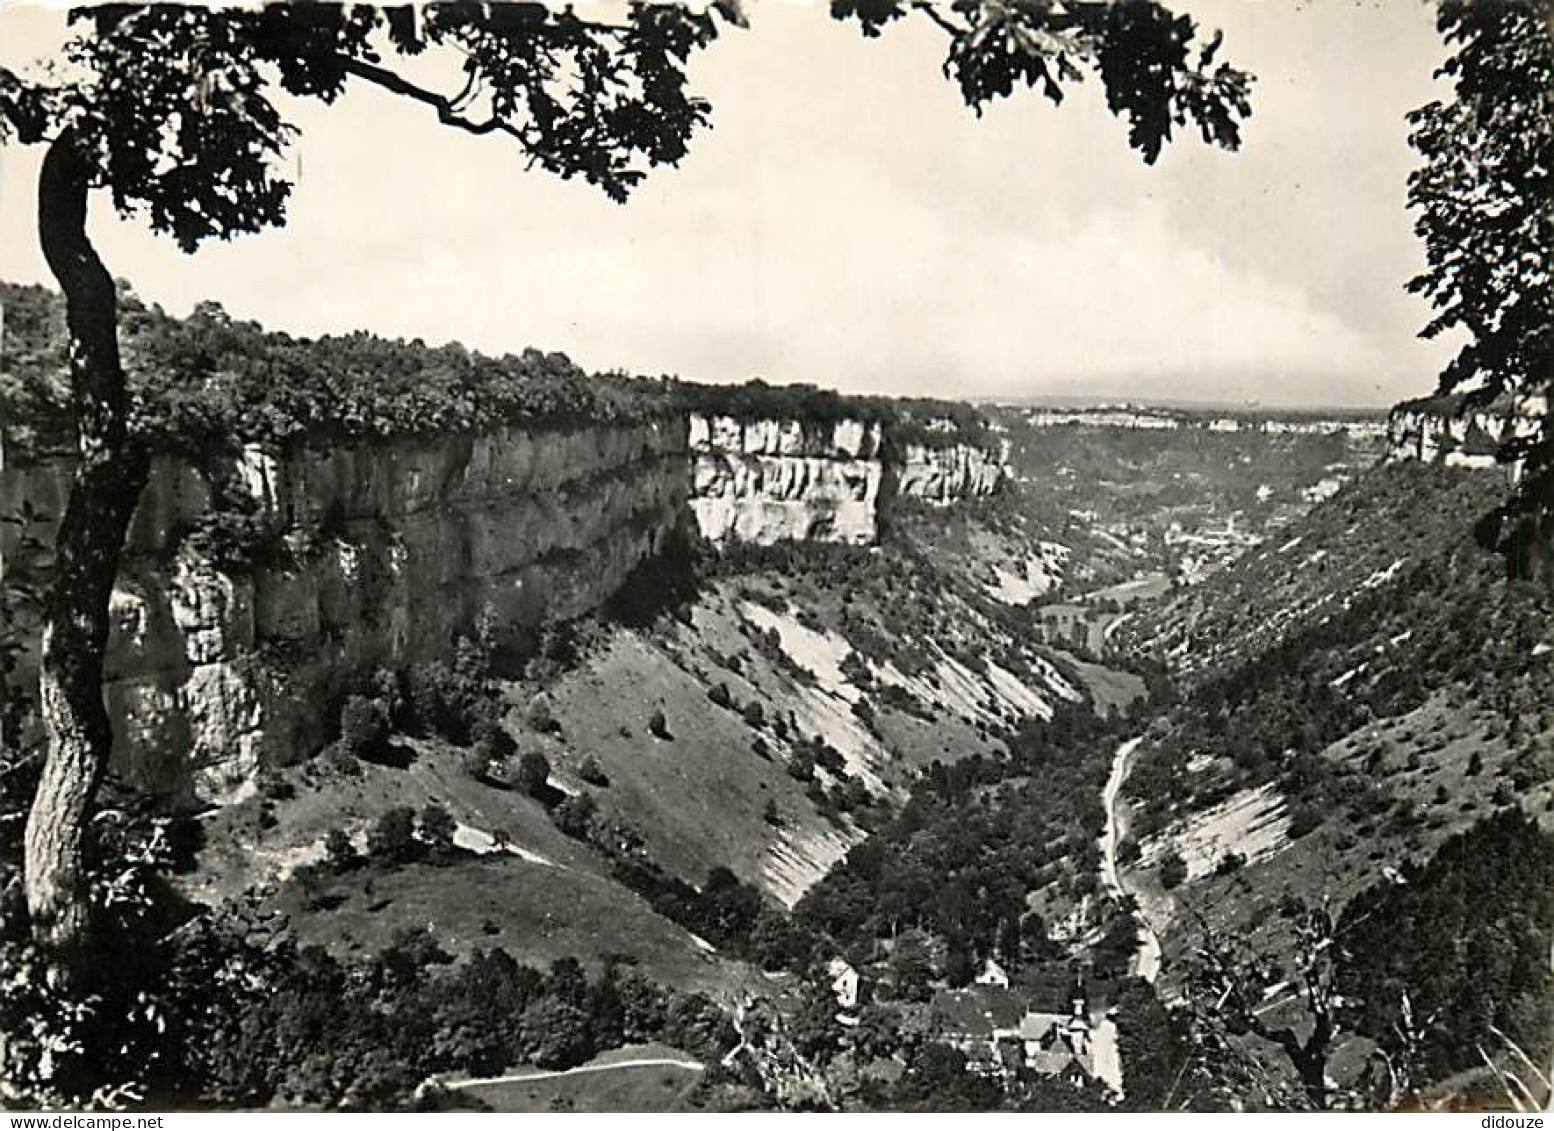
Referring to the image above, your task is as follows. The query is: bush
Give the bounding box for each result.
[1287,801,1323,839]
[324,828,359,873]
[648,709,671,741]
[812,741,845,775]
[578,756,610,787]
[554,793,598,839]
[1215,851,1245,876]
[707,683,734,709]
[462,747,495,782]
[1158,846,1188,890]
[741,700,766,728]
[368,807,420,865]
[419,803,457,856]
[516,752,552,797]
[404,660,485,744]
[339,695,391,760]
[526,694,562,735]
[787,748,816,782]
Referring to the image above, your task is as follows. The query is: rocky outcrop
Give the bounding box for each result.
[688,414,885,545]
[686,413,1008,544]
[893,440,1007,504]
[4,407,1007,806]
[1387,392,1545,475]
[3,421,690,806]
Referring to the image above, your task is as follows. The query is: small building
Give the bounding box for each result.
[975,957,1011,988]
[827,957,860,1012]
[932,985,1099,1083]
[1018,999,1095,1083]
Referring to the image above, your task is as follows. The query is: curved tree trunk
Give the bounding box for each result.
[23,129,148,959]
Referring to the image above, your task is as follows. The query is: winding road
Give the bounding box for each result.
[1099,736,1162,983]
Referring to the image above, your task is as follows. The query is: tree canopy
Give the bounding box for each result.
[1406,0,1554,558]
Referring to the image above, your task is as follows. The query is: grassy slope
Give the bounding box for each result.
[1119,463,1509,673]
[185,491,1112,994]
[190,743,743,997]
[1114,461,1554,986]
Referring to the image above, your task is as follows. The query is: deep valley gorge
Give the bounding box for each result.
[2,283,1548,1113]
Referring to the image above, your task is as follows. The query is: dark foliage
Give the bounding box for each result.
[1406,2,1553,555]
[1339,811,1553,1083]
[795,706,1115,971]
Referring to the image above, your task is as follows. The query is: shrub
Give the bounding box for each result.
[648,709,671,741]
[516,752,552,797]
[707,683,734,709]
[553,792,598,839]
[462,747,495,782]
[787,748,816,782]
[473,714,517,762]
[526,694,562,735]
[578,756,610,787]
[368,807,420,865]
[1158,846,1188,890]
[763,799,782,827]
[324,828,359,873]
[741,700,766,728]
[325,740,360,777]
[339,695,391,760]
[404,660,485,744]
[1287,802,1323,839]
[419,803,458,856]
[812,741,844,775]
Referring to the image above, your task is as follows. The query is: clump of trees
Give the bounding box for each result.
[1339,811,1553,1089]
[794,706,1113,978]
[361,803,460,867]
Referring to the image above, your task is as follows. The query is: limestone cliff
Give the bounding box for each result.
[687,413,885,545]
[892,439,1007,504]
[1386,391,1545,474]
[3,420,690,806]
[685,413,1008,543]
[3,408,1007,806]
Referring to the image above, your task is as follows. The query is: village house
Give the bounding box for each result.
[826,956,861,1023]
[928,985,1097,1085]
[975,957,1010,988]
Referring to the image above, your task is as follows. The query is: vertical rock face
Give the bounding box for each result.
[687,414,886,545]
[3,408,1006,806]
[1387,392,1546,475]
[893,440,1008,504]
[3,420,691,806]
[685,413,1008,544]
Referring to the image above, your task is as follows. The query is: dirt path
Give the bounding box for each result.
[446,1056,705,1091]
[1100,736,1162,983]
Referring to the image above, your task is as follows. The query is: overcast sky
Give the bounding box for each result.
[0,1,1459,408]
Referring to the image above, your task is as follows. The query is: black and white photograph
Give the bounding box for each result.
[0,0,1549,1116]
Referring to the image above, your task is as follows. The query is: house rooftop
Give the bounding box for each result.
[931,986,1026,1036]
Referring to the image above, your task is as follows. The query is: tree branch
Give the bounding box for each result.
[911,1,970,39]
[0,65,49,144]
[335,55,527,143]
